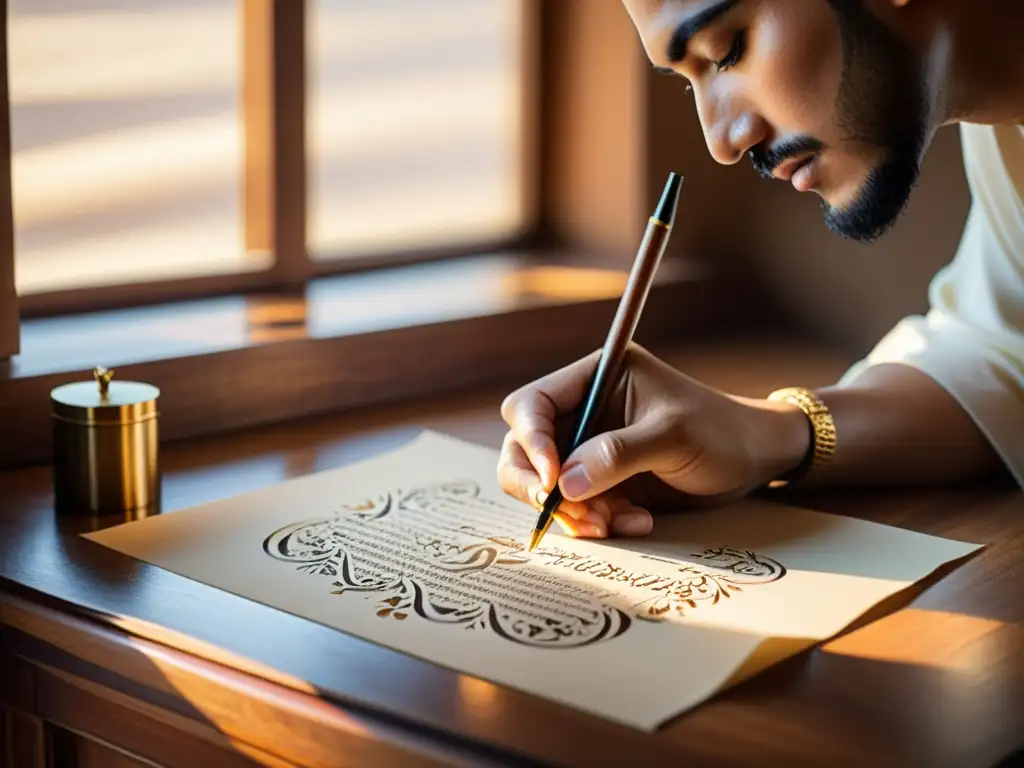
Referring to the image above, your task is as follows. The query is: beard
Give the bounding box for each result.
[748,1,930,243]
[821,0,930,242]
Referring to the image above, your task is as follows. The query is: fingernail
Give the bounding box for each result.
[612,512,653,537]
[560,466,591,498]
[575,522,607,539]
[533,487,548,508]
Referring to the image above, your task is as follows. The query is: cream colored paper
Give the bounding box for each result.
[83,431,981,731]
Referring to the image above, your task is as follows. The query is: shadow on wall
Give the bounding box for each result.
[648,64,972,357]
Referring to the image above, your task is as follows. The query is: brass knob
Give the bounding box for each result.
[93,366,115,400]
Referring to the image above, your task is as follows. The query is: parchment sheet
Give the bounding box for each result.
[84,431,981,730]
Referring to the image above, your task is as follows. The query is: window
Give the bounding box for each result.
[7,0,532,300]
[307,0,529,260]
[9,0,251,295]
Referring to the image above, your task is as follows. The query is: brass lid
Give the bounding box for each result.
[51,367,160,426]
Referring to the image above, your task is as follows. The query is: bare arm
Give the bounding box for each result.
[764,362,1009,488]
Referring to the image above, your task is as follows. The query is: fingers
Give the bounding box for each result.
[497,431,548,508]
[558,420,671,502]
[555,495,654,539]
[497,430,606,522]
[609,504,654,537]
[499,431,655,541]
[500,352,602,490]
[556,497,611,538]
[512,420,560,492]
[498,350,664,542]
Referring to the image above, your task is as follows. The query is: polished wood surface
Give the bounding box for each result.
[0,257,745,470]
[2,340,1021,767]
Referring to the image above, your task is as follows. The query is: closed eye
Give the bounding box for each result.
[715,30,746,71]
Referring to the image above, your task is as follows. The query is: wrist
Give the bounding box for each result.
[765,387,838,486]
[736,395,814,485]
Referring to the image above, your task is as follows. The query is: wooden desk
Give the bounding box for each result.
[2,341,1022,768]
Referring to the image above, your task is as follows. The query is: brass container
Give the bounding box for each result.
[51,367,161,516]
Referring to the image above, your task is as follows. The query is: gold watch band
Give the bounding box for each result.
[766,386,837,486]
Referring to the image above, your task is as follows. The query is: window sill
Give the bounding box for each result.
[1,251,761,469]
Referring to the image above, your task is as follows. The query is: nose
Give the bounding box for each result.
[695,88,770,166]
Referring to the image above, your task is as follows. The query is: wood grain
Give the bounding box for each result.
[0,340,1020,767]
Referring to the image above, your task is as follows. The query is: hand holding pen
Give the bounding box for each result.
[497,172,813,544]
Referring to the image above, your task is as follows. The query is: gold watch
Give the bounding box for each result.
[766,386,837,486]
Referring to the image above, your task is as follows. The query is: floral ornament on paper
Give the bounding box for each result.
[262,480,787,647]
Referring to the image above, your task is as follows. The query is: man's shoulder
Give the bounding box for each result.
[958,122,1024,206]
[958,121,1024,138]
[958,121,1024,163]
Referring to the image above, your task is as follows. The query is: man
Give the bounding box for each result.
[496,0,1024,539]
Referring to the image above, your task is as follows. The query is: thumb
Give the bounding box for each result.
[557,420,668,501]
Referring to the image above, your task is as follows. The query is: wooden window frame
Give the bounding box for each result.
[10,0,543,319]
[0,0,769,469]
[0,0,15,358]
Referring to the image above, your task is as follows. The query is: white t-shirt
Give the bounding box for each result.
[839,123,1024,488]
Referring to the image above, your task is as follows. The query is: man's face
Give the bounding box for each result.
[622,0,930,242]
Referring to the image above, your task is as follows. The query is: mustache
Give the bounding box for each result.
[749,137,823,179]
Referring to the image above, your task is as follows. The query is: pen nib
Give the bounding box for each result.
[528,529,544,552]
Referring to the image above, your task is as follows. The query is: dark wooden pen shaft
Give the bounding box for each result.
[569,219,671,451]
[529,172,681,549]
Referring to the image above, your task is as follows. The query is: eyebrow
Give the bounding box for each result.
[663,0,741,65]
